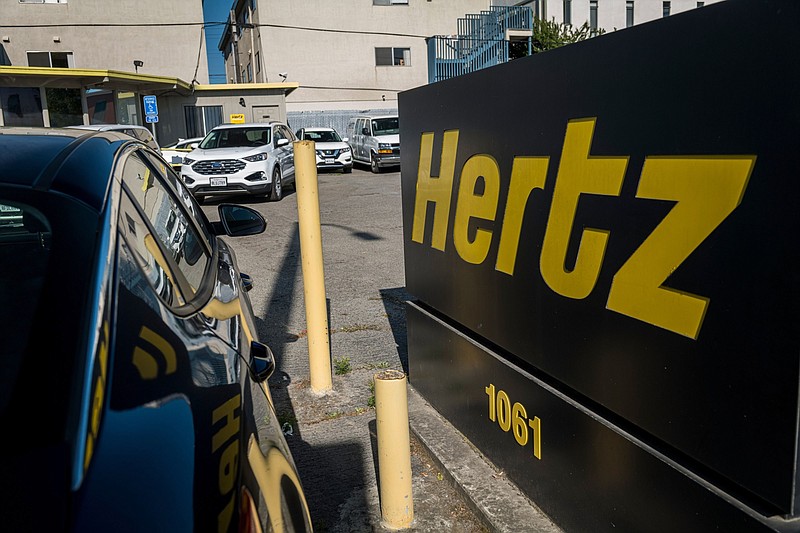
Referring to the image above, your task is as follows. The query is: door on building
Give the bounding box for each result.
[252,105,278,123]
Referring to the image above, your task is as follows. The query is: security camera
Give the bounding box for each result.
[279,72,288,80]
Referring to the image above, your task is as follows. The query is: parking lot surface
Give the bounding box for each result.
[200,164,491,531]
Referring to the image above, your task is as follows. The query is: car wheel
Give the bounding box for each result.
[370,154,381,174]
[343,165,352,174]
[270,167,283,201]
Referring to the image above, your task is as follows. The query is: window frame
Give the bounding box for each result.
[375,47,410,67]
[118,147,217,314]
[26,50,73,68]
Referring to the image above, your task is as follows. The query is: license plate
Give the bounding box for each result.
[325,158,335,164]
[210,177,227,187]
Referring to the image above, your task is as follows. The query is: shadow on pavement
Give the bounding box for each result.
[287,438,369,532]
[379,287,412,374]
[256,224,302,440]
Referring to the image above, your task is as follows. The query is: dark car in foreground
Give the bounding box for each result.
[0,127,312,532]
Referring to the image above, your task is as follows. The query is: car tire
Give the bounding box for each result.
[270,167,283,201]
[370,154,381,174]
[343,165,352,174]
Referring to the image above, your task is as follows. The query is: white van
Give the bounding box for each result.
[346,114,400,173]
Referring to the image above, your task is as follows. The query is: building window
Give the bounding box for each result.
[375,47,410,67]
[663,1,671,17]
[86,89,116,124]
[563,0,571,25]
[27,51,73,68]
[589,0,598,31]
[184,105,223,139]
[626,1,634,27]
[255,51,261,74]
[373,0,409,5]
[1,87,43,127]
[45,87,82,127]
[697,1,704,6]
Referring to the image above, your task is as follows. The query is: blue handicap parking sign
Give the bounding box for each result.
[143,95,158,116]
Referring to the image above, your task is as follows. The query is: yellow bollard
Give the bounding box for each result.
[374,370,414,529]
[293,140,332,393]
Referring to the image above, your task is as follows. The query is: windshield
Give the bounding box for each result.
[371,117,399,136]
[304,130,342,143]
[200,127,271,149]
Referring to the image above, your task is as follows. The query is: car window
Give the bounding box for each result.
[120,152,210,297]
[117,191,184,307]
[202,127,270,149]
[274,126,285,143]
[372,117,399,135]
[139,150,214,245]
[0,200,51,369]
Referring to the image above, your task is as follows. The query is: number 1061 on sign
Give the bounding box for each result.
[485,383,542,460]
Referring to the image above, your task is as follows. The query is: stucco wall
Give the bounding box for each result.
[538,0,724,31]
[250,0,490,111]
[1,0,209,83]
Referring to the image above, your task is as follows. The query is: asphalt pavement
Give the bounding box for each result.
[201,164,560,532]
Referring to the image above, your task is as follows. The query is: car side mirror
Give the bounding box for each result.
[362,128,370,136]
[342,137,349,142]
[249,341,275,382]
[215,204,266,236]
[276,138,290,147]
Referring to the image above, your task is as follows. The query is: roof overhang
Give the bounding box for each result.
[192,82,299,96]
[0,67,300,97]
[0,66,194,96]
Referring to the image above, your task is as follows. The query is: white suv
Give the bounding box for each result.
[180,122,296,202]
[295,127,353,173]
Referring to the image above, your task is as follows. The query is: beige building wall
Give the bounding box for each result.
[227,0,491,112]
[0,0,209,84]
[506,0,724,32]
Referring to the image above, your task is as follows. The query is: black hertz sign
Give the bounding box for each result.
[411,119,754,340]
[400,0,800,518]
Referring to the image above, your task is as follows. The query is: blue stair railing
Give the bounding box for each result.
[427,5,532,84]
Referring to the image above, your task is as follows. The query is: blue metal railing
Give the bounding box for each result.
[428,6,532,84]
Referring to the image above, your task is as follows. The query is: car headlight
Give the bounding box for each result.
[243,153,268,162]
[182,156,195,165]
[378,143,393,154]
[341,146,351,153]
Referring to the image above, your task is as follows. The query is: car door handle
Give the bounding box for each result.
[240,272,253,292]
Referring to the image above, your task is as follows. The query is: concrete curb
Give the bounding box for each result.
[407,385,563,533]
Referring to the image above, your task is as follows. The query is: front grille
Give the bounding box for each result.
[192,159,246,175]
[317,148,343,157]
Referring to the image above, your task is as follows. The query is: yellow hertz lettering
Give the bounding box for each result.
[84,321,110,472]
[212,395,241,533]
[412,119,756,339]
[132,325,177,379]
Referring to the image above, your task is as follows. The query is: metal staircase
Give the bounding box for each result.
[427,6,533,84]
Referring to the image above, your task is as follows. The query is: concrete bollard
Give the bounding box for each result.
[374,370,414,529]
[293,140,332,393]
